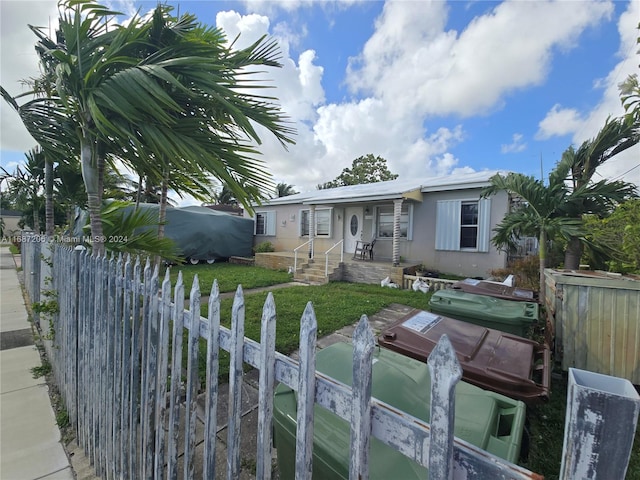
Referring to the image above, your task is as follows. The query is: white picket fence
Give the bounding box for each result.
[21,239,639,479]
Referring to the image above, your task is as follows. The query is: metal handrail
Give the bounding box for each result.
[293,240,312,273]
[324,240,344,276]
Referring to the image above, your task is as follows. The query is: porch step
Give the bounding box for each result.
[293,260,342,285]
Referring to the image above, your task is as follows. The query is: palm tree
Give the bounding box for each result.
[560,117,638,269]
[481,165,584,307]
[213,185,237,206]
[5,1,294,254]
[275,182,298,197]
[8,148,47,232]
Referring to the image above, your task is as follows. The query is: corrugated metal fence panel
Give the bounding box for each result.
[546,269,640,384]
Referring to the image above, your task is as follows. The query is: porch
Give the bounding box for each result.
[255,251,425,287]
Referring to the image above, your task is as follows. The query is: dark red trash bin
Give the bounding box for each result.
[378,309,550,404]
[451,278,539,303]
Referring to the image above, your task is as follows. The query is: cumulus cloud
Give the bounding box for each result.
[535,0,639,183]
[0,1,60,154]
[346,0,613,118]
[2,0,633,197]
[536,105,586,140]
[501,134,527,154]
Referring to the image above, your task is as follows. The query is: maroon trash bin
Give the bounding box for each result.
[378,309,550,404]
[451,278,539,303]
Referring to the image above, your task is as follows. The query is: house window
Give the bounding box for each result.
[299,208,332,237]
[435,199,491,252]
[376,205,410,238]
[255,211,276,236]
[460,202,478,249]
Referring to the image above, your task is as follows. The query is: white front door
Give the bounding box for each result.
[344,207,363,255]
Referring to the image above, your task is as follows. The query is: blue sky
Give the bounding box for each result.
[1,0,638,200]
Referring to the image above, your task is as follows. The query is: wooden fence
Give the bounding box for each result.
[20,239,639,479]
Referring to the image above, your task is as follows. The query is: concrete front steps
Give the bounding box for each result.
[293,259,342,285]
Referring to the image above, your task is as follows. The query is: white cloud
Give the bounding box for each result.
[575,0,640,184]
[346,0,614,118]
[2,0,633,200]
[501,134,527,154]
[536,105,586,140]
[535,0,640,184]
[0,1,59,154]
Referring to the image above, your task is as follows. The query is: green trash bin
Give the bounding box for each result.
[429,289,538,337]
[273,342,526,480]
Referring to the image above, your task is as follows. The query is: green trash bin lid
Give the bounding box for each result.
[429,289,538,337]
[273,342,525,480]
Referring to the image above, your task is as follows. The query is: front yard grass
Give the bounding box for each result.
[165,262,293,296]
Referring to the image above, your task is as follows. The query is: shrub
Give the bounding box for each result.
[490,255,540,291]
[254,241,275,253]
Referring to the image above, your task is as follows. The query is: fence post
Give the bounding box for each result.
[31,238,41,327]
[227,285,246,479]
[120,254,133,479]
[349,315,374,480]
[167,271,185,480]
[203,280,221,480]
[154,268,172,479]
[427,334,463,479]
[72,246,85,438]
[183,275,201,480]
[559,368,640,479]
[256,292,277,480]
[295,302,317,479]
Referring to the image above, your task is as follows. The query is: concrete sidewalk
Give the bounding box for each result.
[0,246,74,480]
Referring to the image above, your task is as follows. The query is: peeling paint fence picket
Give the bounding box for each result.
[22,241,640,480]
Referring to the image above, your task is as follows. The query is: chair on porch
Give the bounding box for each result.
[353,238,376,260]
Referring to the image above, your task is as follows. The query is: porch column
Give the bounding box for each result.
[308,205,315,259]
[392,199,403,266]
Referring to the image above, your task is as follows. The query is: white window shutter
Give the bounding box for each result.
[435,200,461,250]
[266,212,276,236]
[477,198,491,252]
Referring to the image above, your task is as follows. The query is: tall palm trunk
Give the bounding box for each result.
[135,174,143,208]
[32,184,40,233]
[538,229,547,308]
[81,138,105,254]
[155,169,169,267]
[45,157,54,237]
[564,236,583,270]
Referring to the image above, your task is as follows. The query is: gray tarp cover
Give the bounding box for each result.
[75,203,255,260]
[162,205,254,260]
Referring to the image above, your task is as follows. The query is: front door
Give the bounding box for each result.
[344,207,363,255]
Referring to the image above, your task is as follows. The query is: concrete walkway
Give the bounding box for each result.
[0,246,74,480]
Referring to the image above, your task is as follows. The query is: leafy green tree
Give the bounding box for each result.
[275,182,298,197]
[560,116,638,269]
[582,199,640,273]
[317,154,397,189]
[80,201,181,262]
[3,1,294,254]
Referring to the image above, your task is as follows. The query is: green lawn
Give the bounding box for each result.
[164,261,293,296]
[172,262,639,479]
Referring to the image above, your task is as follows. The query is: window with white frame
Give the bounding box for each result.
[299,208,332,237]
[255,211,276,236]
[460,202,479,249]
[435,199,491,252]
[376,204,411,238]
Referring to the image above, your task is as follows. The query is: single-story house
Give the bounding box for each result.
[245,170,513,279]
